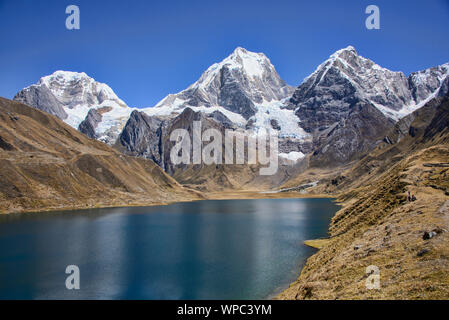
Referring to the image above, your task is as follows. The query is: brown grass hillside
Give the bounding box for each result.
[278,95,449,300]
[0,97,202,214]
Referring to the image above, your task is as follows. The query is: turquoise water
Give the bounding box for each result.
[0,198,339,300]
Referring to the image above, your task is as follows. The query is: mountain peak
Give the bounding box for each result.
[230,47,266,59]
[324,46,359,66]
[154,48,293,119]
[301,46,359,84]
[32,70,127,109]
[180,47,278,94]
[334,45,358,56]
[219,47,270,78]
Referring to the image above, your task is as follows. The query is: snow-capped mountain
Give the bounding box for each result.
[286,46,449,165]
[139,47,308,142]
[292,47,415,121]
[14,71,134,144]
[151,47,294,119]
[139,47,306,140]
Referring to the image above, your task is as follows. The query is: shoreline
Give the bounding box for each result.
[0,190,336,215]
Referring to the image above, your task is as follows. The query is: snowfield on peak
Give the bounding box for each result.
[251,100,309,139]
[15,70,134,144]
[65,100,132,129]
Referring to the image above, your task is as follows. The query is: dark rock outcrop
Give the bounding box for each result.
[78,109,102,139]
[117,110,164,166]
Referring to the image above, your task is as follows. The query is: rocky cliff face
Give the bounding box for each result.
[14,83,68,120]
[409,63,449,104]
[117,107,230,174]
[78,108,104,139]
[308,101,395,166]
[117,110,164,166]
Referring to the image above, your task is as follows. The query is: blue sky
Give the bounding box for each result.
[1,0,448,107]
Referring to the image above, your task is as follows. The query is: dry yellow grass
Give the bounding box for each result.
[277,145,449,300]
[304,239,330,250]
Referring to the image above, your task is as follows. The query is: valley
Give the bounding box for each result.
[1,45,448,300]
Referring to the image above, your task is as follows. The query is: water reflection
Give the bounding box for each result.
[0,198,339,300]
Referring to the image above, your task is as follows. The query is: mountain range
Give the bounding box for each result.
[12,46,449,189]
[3,45,449,300]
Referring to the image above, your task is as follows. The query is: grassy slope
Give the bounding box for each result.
[278,95,449,300]
[0,97,202,214]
